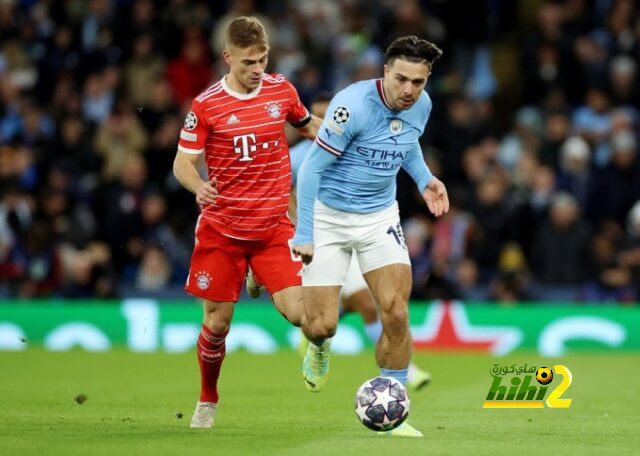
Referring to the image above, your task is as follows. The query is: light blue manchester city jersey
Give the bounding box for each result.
[293,78,434,245]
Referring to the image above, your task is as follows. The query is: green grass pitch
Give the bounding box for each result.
[1,349,638,455]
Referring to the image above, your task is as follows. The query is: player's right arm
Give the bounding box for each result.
[173,152,218,206]
[173,102,218,207]
[287,139,313,223]
[292,89,361,262]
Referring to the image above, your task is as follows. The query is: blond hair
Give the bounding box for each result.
[225,16,269,50]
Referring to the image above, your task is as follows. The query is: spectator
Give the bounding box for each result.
[556,136,593,210]
[94,102,148,181]
[532,192,591,285]
[135,244,173,291]
[166,30,212,107]
[588,130,640,226]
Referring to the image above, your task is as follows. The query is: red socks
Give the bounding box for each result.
[197,324,228,404]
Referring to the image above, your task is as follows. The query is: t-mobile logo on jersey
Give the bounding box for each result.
[233,134,281,161]
[233,133,257,161]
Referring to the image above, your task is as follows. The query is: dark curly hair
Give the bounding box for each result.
[384,35,443,68]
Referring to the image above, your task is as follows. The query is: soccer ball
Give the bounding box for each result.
[354,376,409,431]
[536,367,553,385]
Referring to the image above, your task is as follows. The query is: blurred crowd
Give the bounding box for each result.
[0,0,639,303]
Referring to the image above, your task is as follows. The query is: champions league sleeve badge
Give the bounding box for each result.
[332,106,350,124]
[184,111,198,131]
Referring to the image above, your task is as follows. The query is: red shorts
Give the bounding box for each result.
[185,216,302,302]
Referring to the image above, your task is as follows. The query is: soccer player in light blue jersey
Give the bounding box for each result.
[291,36,449,437]
[286,93,432,391]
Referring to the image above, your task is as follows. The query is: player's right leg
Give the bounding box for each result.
[184,219,248,429]
[289,203,352,392]
[247,215,341,391]
[246,218,339,392]
[340,253,378,325]
[300,285,341,391]
[191,299,234,428]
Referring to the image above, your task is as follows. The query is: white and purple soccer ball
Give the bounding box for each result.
[355,376,410,431]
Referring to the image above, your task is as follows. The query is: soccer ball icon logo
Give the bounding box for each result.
[536,367,553,385]
[355,376,409,431]
[184,111,198,131]
[332,106,350,124]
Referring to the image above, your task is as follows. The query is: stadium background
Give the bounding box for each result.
[1,0,639,302]
[1,1,639,455]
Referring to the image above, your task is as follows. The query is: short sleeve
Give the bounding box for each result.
[314,87,362,157]
[177,100,208,154]
[285,80,311,128]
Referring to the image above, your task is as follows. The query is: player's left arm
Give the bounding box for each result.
[295,114,322,140]
[402,142,449,217]
[285,79,319,140]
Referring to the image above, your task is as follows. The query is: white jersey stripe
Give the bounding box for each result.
[201,214,279,231]
[209,203,289,211]
[316,137,342,156]
[213,175,291,183]
[215,193,289,201]
[195,84,223,102]
[213,119,285,134]
[204,90,293,113]
[178,145,204,154]
[207,157,288,170]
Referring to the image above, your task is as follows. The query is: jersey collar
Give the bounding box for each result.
[376,79,395,111]
[221,75,263,100]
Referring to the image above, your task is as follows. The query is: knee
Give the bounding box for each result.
[203,312,231,334]
[305,319,337,340]
[286,310,303,327]
[381,301,409,333]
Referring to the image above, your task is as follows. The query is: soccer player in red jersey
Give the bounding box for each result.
[172,16,320,428]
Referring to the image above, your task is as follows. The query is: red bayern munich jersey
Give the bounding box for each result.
[178,73,310,240]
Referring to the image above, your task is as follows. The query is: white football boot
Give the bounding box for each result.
[190,401,217,428]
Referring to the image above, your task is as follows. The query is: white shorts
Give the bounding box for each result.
[340,254,368,298]
[302,201,411,287]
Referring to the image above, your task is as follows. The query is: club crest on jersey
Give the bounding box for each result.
[195,271,212,290]
[265,101,281,119]
[333,106,350,124]
[184,111,198,131]
[389,119,403,134]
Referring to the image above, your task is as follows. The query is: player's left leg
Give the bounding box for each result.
[364,263,423,437]
[344,245,431,391]
[342,286,432,391]
[248,217,306,326]
[363,264,412,376]
[356,203,423,436]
